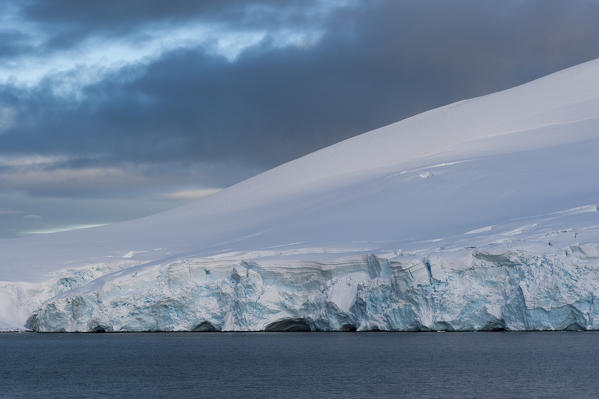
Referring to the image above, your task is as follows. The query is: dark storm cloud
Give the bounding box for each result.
[0,30,33,58]
[24,0,318,27]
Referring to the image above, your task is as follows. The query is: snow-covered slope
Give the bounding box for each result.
[2,59,599,331]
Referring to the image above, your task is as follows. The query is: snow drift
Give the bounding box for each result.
[2,58,599,331]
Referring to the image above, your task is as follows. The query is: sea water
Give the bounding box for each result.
[1,332,599,398]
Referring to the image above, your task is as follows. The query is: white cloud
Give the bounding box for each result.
[0,154,68,167]
[0,209,26,216]
[162,188,221,200]
[0,21,323,94]
[21,223,106,235]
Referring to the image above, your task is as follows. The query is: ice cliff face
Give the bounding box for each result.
[21,246,599,332]
[18,206,599,332]
[2,58,599,331]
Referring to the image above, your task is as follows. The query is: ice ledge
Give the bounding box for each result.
[12,242,599,333]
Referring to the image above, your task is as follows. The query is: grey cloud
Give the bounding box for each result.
[0,30,34,58]
[0,157,248,198]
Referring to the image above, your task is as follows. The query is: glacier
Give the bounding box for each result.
[16,207,599,332]
[2,58,599,331]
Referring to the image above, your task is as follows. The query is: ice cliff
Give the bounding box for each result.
[2,58,599,331]
[18,207,599,332]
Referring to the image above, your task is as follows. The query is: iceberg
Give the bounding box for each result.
[2,58,599,331]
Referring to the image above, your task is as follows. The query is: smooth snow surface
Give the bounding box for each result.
[2,59,599,331]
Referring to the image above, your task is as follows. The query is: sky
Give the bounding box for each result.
[1,0,599,238]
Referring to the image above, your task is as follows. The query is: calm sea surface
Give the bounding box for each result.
[1,332,599,398]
